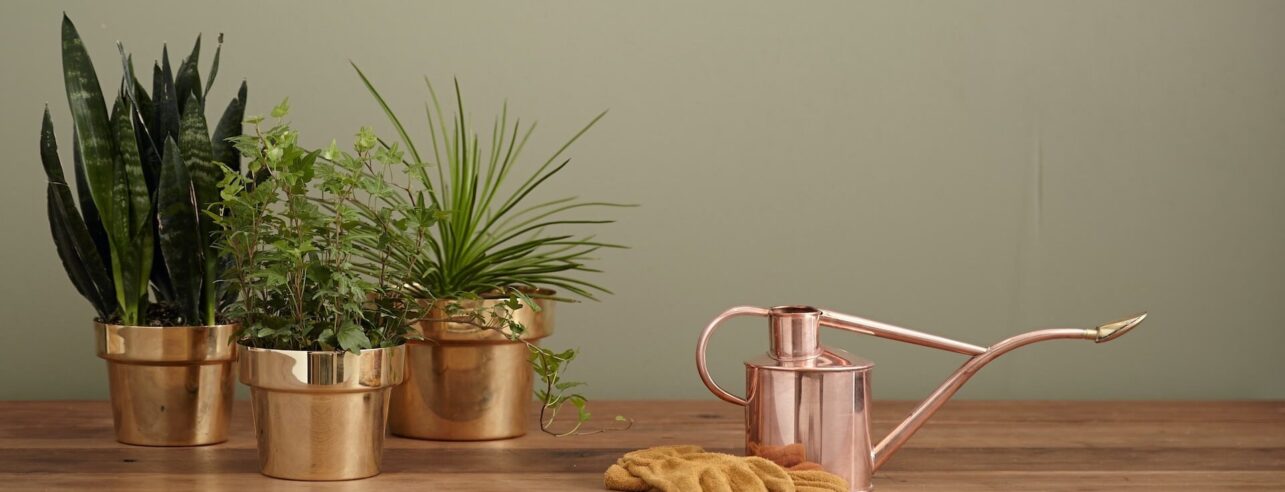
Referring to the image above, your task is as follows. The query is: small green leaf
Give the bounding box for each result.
[337,322,371,352]
[270,98,289,118]
[323,139,340,160]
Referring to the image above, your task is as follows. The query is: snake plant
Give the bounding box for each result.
[40,15,246,326]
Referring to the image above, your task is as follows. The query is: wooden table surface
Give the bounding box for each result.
[0,400,1282,491]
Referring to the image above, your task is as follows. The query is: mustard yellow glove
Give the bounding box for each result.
[603,445,847,492]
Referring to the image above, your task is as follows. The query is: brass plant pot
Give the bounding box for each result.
[240,344,406,481]
[94,322,237,446]
[389,294,555,440]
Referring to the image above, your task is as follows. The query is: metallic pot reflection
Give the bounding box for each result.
[240,344,405,481]
[390,293,555,441]
[95,321,237,446]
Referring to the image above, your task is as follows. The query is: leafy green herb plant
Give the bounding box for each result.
[212,101,434,352]
[41,15,245,326]
[352,65,632,435]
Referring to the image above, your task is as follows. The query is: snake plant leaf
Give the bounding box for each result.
[48,187,111,319]
[116,48,155,153]
[111,93,155,310]
[149,246,175,302]
[42,110,116,317]
[116,50,161,192]
[132,210,155,316]
[112,52,171,302]
[180,98,217,214]
[39,109,67,183]
[154,49,180,147]
[134,105,164,305]
[211,81,246,174]
[179,98,220,322]
[174,35,201,113]
[133,102,162,191]
[111,93,150,237]
[107,144,139,322]
[203,34,222,101]
[147,122,175,304]
[157,138,203,322]
[60,14,116,228]
[72,129,111,271]
[131,187,155,317]
[132,75,156,144]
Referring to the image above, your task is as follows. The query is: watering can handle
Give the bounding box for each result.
[696,306,770,406]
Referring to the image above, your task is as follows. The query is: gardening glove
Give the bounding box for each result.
[603,445,848,492]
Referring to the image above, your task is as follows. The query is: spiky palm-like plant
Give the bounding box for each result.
[351,65,628,302]
[351,65,632,435]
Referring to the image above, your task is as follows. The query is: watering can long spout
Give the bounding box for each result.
[832,312,1150,470]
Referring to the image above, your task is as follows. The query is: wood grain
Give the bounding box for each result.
[0,400,1282,491]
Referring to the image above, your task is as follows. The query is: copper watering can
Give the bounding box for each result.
[696,305,1147,491]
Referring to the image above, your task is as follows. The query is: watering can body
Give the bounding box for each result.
[745,348,876,490]
[697,305,1146,492]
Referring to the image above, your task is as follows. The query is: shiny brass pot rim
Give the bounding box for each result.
[94,321,238,364]
[412,294,555,344]
[238,344,406,393]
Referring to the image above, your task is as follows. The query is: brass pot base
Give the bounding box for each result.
[389,294,554,441]
[390,340,534,440]
[241,345,406,481]
[95,322,238,447]
[106,361,234,446]
[250,388,391,481]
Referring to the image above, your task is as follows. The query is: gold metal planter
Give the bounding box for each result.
[390,295,554,440]
[239,345,406,481]
[94,322,238,446]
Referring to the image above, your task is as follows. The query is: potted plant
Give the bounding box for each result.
[352,66,631,440]
[214,101,431,480]
[40,15,246,446]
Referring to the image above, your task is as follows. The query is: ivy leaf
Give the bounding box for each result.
[336,322,371,352]
[569,395,590,421]
[270,98,289,118]
[317,328,335,346]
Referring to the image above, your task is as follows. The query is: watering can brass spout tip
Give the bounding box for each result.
[1091,312,1148,343]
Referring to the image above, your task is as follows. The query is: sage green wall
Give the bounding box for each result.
[2,0,1283,401]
